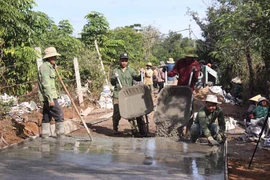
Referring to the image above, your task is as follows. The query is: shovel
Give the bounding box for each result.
[55,66,93,141]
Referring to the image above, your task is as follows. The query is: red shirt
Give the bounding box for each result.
[167,58,201,90]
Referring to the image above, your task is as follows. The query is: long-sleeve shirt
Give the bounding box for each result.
[110,66,141,99]
[167,58,200,90]
[252,105,268,118]
[144,69,153,85]
[194,106,225,138]
[38,61,58,102]
[157,68,165,82]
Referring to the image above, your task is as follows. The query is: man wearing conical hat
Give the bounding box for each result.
[38,47,65,139]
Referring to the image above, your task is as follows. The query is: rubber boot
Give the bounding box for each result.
[56,122,65,138]
[41,123,50,139]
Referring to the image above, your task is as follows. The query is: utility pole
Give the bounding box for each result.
[189,24,195,47]
[189,24,192,41]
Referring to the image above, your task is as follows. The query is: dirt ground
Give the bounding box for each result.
[1,92,270,180]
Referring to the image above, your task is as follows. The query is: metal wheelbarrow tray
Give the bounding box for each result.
[154,86,193,139]
[118,84,154,119]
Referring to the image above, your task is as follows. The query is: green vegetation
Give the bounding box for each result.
[1,0,270,101]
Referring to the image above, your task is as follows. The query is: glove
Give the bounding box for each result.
[207,136,219,146]
[114,72,119,77]
[162,66,168,72]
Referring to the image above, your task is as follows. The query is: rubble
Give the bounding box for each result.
[97,85,113,109]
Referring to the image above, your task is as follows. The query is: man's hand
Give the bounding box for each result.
[114,72,119,77]
[192,66,198,72]
[49,101,55,107]
[207,136,219,146]
[162,66,168,72]
[216,132,226,143]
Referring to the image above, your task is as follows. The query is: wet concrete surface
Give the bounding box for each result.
[0,136,225,180]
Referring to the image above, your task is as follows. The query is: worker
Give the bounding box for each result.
[190,94,225,146]
[38,47,65,138]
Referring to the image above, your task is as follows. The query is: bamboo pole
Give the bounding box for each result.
[55,66,93,141]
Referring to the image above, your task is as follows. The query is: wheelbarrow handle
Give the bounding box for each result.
[116,76,122,88]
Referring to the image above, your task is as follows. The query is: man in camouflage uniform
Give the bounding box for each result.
[38,47,65,138]
[110,53,144,135]
[190,94,225,146]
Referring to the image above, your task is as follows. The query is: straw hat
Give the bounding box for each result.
[43,47,61,59]
[231,77,242,84]
[249,94,262,102]
[146,62,152,66]
[205,94,221,104]
[160,61,165,67]
[167,58,175,64]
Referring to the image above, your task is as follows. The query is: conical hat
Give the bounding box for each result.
[249,94,262,102]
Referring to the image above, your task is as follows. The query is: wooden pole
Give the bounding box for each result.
[94,40,109,85]
[73,57,84,106]
[55,67,93,141]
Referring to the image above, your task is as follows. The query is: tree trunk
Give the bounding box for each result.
[261,46,270,97]
[245,45,254,95]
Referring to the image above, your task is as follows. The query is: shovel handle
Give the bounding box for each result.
[55,67,93,141]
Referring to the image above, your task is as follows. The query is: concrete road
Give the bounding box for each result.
[0,137,225,180]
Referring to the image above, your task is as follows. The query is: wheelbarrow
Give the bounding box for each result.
[118,84,154,136]
[154,85,194,140]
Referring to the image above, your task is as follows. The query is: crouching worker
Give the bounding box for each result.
[38,47,65,139]
[190,94,225,146]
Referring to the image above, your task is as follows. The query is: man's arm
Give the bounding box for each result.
[197,111,212,138]
[110,69,118,86]
[40,65,54,102]
[192,61,201,82]
[131,68,142,81]
[167,62,179,77]
[217,108,225,133]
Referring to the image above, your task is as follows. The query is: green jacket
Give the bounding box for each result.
[38,61,58,102]
[194,106,225,137]
[252,105,268,119]
[110,66,141,99]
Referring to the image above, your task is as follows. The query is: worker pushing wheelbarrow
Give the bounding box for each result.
[110,53,153,137]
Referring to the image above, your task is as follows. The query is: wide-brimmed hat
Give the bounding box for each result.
[146,62,152,66]
[205,94,221,104]
[167,58,174,64]
[249,94,262,102]
[43,47,61,59]
[160,61,165,67]
[231,77,242,84]
[185,54,198,58]
[257,97,269,105]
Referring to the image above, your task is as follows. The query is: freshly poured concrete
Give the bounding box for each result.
[0,137,225,180]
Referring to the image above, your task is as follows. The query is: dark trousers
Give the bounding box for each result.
[157,82,164,93]
[112,102,121,131]
[42,99,64,123]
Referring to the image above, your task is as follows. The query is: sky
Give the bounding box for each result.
[33,0,208,39]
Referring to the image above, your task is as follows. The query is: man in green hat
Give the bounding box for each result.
[166,53,200,90]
